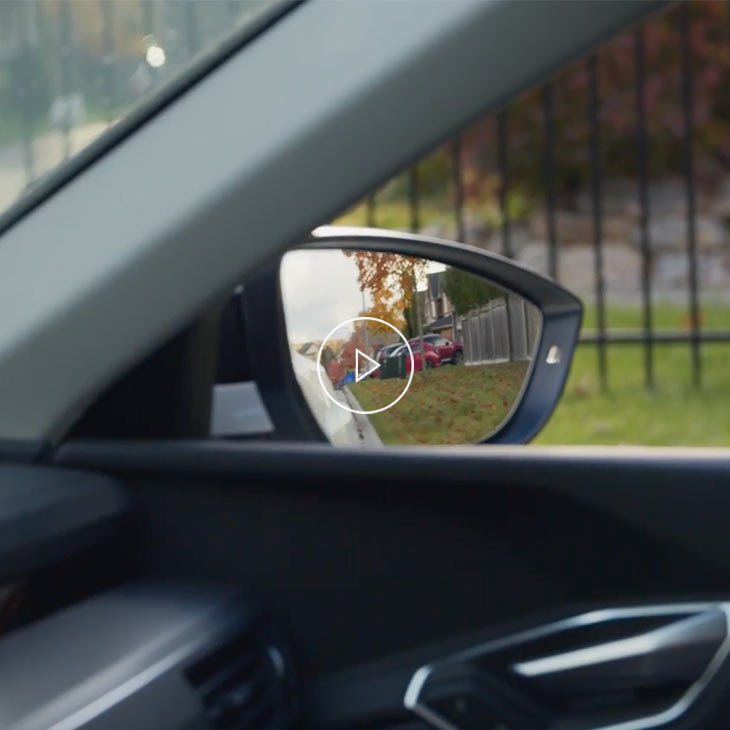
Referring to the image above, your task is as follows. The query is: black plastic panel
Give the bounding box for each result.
[0,438,47,463]
[51,439,730,729]
[0,465,130,580]
[54,440,730,678]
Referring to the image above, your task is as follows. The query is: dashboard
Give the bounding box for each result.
[0,466,297,730]
[0,580,297,730]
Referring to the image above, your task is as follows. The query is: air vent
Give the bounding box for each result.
[185,622,293,730]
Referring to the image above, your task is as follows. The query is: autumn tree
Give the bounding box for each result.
[458,1,730,203]
[343,250,428,336]
[327,358,345,386]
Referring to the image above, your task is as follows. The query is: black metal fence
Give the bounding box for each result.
[356,0,730,393]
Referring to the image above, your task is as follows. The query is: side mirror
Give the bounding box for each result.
[243,227,581,447]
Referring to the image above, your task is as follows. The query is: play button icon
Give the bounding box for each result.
[355,349,380,382]
[316,317,414,415]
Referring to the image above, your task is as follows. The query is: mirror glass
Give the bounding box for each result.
[280,248,542,447]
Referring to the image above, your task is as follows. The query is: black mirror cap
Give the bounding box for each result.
[243,226,582,445]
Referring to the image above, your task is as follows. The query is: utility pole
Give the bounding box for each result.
[412,263,426,376]
[360,287,370,380]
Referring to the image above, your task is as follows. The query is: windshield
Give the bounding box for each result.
[0,0,275,217]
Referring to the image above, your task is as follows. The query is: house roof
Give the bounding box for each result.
[427,314,454,331]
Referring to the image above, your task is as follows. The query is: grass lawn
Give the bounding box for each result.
[538,301,730,445]
[336,198,491,234]
[581,301,730,331]
[349,362,529,445]
[535,342,730,446]
[350,341,730,447]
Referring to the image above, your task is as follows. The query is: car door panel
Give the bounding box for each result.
[53,442,730,688]
[0,442,725,729]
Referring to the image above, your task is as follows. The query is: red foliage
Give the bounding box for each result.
[339,325,368,370]
[327,359,345,385]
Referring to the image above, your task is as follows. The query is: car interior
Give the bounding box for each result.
[3,2,730,730]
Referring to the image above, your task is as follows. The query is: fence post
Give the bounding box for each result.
[588,54,608,391]
[635,26,655,390]
[452,138,465,242]
[408,166,420,233]
[59,0,75,160]
[100,0,116,124]
[543,83,558,280]
[185,0,200,56]
[680,1,702,387]
[365,192,377,227]
[16,1,37,184]
[497,110,512,258]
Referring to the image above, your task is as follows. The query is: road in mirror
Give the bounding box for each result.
[280,248,542,447]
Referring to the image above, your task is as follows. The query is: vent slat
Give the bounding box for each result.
[198,649,258,701]
[185,625,284,730]
[186,631,257,688]
[206,690,275,730]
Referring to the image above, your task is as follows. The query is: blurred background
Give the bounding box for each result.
[336,0,730,446]
[0,0,269,213]
[1,1,729,445]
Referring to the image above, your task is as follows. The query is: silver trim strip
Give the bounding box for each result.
[403,603,730,730]
[513,609,724,678]
[39,641,199,730]
[8,604,245,730]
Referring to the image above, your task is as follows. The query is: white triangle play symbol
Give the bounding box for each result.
[355,349,380,382]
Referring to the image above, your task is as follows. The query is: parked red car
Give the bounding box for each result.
[415,334,464,364]
[393,341,441,371]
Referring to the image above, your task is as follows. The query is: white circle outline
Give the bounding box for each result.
[316,317,414,415]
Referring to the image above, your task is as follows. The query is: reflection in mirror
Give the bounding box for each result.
[280,249,542,447]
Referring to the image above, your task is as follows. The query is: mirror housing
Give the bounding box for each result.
[242,227,582,445]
